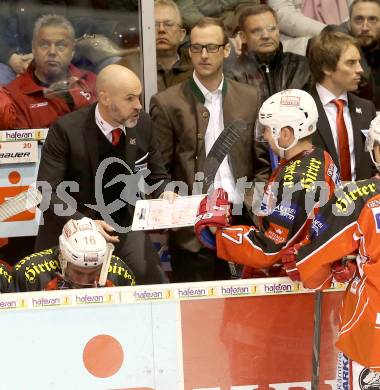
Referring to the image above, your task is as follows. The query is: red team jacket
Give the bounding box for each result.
[296,175,380,371]
[215,147,340,270]
[0,63,96,129]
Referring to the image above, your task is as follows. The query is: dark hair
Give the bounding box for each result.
[309,31,360,83]
[238,5,277,31]
[349,0,380,17]
[190,17,229,44]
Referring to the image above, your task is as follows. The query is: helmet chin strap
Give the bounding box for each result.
[58,252,67,278]
[370,151,380,171]
[274,137,298,159]
[278,149,285,159]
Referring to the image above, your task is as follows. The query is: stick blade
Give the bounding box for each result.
[0,187,42,222]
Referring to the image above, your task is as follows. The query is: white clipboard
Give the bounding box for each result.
[131,194,206,231]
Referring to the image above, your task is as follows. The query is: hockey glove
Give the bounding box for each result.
[194,188,231,250]
[282,245,301,281]
[331,259,357,283]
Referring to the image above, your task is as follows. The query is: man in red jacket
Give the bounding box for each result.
[0,14,96,130]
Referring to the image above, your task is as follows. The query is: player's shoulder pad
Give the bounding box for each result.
[0,263,12,292]
[359,176,380,192]
[108,255,136,286]
[286,147,327,188]
[341,177,380,197]
[13,248,58,272]
[333,177,380,215]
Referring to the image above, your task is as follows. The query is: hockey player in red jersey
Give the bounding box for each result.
[194,89,341,276]
[281,115,380,387]
[12,218,135,292]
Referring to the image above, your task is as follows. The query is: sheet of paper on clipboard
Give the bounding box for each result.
[131,194,206,231]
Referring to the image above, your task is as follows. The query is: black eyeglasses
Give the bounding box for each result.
[189,43,226,53]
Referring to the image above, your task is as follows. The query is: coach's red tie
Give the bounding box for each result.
[111,128,123,146]
[332,99,352,181]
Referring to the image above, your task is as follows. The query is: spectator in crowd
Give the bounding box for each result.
[302,0,349,24]
[36,64,172,285]
[150,17,270,282]
[13,218,135,292]
[176,0,259,36]
[0,14,97,130]
[155,0,193,92]
[268,0,350,54]
[309,30,376,181]
[0,0,68,85]
[269,0,326,37]
[346,0,380,109]
[194,89,340,277]
[225,5,311,107]
[175,1,262,65]
[0,1,141,83]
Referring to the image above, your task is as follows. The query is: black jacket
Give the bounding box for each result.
[35,103,170,251]
[355,44,380,110]
[310,86,376,180]
[224,43,311,103]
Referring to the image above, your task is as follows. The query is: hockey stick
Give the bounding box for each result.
[310,255,357,388]
[0,187,42,222]
[311,290,323,390]
[98,242,114,287]
[203,119,248,279]
[203,119,248,189]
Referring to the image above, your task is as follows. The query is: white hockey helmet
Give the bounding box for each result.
[59,217,107,275]
[365,115,380,170]
[256,89,318,155]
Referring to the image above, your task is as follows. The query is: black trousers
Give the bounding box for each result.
[169,244,231,283]
[115,231,168,285]
[168,212,252,283]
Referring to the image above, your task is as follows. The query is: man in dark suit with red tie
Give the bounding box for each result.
[309,30,377,181]
[35,64,172,284]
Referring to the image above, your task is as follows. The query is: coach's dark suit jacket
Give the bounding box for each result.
[311,87,376,180]
[35,103,170,251]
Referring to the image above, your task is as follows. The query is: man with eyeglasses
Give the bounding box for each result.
[154,0,193,92]
[225,4,311,107]
[345,0,380,109]
[150,17,270,282]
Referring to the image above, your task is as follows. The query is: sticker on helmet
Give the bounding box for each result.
[83,253,99,264]
[280,96,300,106]
[63,221,79,238]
